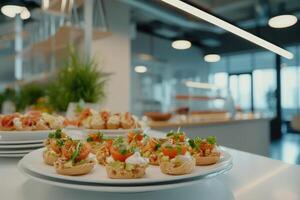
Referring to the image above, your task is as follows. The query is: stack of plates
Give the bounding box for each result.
[18,148,232,192]
[0,130,50,158]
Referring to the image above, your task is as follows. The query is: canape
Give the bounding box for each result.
[188,136,221,166]
[105,137,148,179]
[159,142,195,175]
[95,136,113,165]
[120,112,140,129]
[141,137,163,165]
[54,140,95,176]
[43,129,69,165]
[106,114,120,129]
[86,132,104,154]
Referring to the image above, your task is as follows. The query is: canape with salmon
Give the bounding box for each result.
[188,136,221,166]
[43,129,69,165]
[54,139,95,176]
[105,137,148,179]
[159,141,195,175]
[86,132,104,154]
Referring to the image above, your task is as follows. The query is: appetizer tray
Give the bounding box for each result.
[78,128,144,136]
[19,164,231,192]
[0,130,52,141]
[18,148,232,192]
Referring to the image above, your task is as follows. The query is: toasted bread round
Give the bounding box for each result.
[194,154,220,166]
[160,158,195,175]
[105,164,147,179]
[43,150,59,166]
[54,159,95,176]
[107,123,119,129]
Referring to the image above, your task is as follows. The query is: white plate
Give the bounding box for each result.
[0,130,51,141]
[81,128,144,136]
[19,148,232,186]
[0,143,43,149]
[0,149,36,153]
[18,163,232,193]
[0,139,44,145]
[0,153,26,157]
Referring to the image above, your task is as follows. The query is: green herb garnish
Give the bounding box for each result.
[166,131,174,137]
[56,139,64,147]
[86,137,93,142]
[188,139,195,148]
[71,142,82,163]
[206,136,216,145]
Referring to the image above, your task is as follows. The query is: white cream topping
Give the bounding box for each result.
[106,156,115,163]
[173,152,193,162]
[13,118,22,129]
[125,152,148,165]
[108,115,120,124]
[90,114,104,128]
[42,113,64,129]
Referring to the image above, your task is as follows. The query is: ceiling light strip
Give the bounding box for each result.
[161,0,294,59]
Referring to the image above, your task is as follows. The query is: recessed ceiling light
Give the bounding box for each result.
[204,54,221,62]
[1,5,25,18]
[172,40,191,50]
[268,15,298,28]
[161,0,293,59]
[134,65,147,73]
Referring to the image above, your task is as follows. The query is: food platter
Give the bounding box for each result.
[19,149,232,192]
[19,164,232,193]
[19,148,232,185]
[0,139,44,145]
[0,143,44,149]
[80,128,144,136]
[0,153,27,157]
[0,130,51,141]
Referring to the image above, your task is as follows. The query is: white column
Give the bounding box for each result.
[91,0,131,112]
[15,14,22,80]
[84,0,94,58]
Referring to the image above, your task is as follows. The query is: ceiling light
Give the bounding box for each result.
[268,15,298,28]
[172,40,191,50]
[20,8,30,20]
[185,81,221,89]
[204,54,221,62]
[134,65,147,73]
[161,0,294,59]
[1,5,25,18]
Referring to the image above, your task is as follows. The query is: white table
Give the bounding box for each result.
[1,148,300,200]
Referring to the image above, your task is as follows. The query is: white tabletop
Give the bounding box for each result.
[1,149,300,200]
[1,131,300,200]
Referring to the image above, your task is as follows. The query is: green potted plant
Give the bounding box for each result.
[16,83,47,111]
[48,48,109,112]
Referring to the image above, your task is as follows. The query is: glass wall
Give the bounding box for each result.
[209,45,300,122]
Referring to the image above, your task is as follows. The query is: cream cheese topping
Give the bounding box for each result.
[125,152,148,165]
[13,118,22,129]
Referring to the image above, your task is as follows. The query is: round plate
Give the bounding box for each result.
[19,148,232,186]
[81,128,143,136]
[18,163,232,193]
[0,143,43,149]
[0,130,51,141]
[0,148,36,153]
[0,139,44,145]
[0,153,26,157]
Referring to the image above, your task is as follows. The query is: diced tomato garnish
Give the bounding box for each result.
[110,147,132,162]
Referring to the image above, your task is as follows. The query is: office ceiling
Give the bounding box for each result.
[128,0,300,54]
